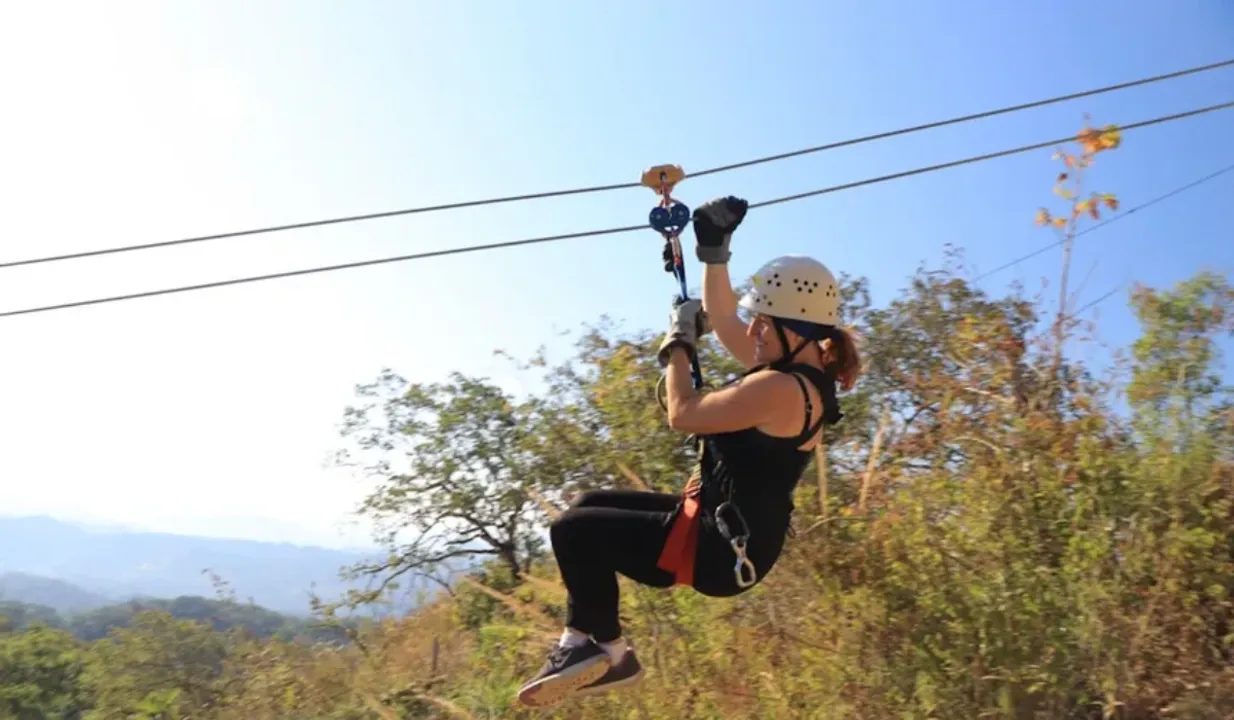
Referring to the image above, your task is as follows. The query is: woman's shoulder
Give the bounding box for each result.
[724,368,802,402]
[735,366,797,385]
[736,366,822,393]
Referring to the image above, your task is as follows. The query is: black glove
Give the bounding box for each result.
[692,196,749,264]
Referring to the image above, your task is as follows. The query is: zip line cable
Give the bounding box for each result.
[747,102,1233,209]
[688,58,1233,181]
[1,58,1230,272]
[1,100,1230,321]
[972,161,1234,282]
[1073,284,1127,316]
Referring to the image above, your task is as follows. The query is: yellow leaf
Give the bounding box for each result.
[1099,125,1122,150]
[1101,194,1119,211]
[1052,217,1067,229]
[1034,208,1050,226]
[1053,185,1074,200]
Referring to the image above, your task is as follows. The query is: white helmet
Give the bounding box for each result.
[738,255,840,327]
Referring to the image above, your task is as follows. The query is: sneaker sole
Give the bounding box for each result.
[517,656,611,708]
[574,666,645,697]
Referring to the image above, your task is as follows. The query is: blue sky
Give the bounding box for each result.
[0,1,1230,549]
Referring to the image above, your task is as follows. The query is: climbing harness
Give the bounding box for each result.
[641,164,703,391]
[656,470,702,588]
[656,432,759,591]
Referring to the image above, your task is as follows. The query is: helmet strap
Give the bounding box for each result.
[771,318,812,368]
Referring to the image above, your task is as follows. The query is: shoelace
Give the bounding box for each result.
[545,645,573,667]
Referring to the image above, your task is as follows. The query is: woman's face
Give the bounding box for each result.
[746,313,781,364]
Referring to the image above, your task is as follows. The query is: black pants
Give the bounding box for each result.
[549,489,750,643]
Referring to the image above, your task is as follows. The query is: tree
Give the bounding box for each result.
[1127,271,1233,434]
[335,369,546,600]
[1033,117,1122,371]
[0,622,91,720]
[83,610,235,720]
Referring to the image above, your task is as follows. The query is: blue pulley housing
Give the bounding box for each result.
[648,201,691,235]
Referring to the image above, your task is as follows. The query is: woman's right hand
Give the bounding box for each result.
[696,196,758,368]
[692,196,749,264]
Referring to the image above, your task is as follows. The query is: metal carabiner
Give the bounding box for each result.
[714,501,757,588]
[713,501,749,540]
[729,535,757,589]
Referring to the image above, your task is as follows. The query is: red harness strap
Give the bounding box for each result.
[656,478,702,587]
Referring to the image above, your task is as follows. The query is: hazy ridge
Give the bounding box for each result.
[0,515,397,616]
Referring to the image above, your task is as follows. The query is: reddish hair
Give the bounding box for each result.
[820,326,862,391]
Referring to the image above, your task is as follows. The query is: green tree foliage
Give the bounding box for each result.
[83,610,236,719]
[0,622,90,719]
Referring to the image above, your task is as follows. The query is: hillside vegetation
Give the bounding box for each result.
[0,593,349,644]
[2,124,1231,719]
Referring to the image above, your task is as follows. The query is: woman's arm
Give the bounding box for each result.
[663,347,793,434]
[702,263,758,368]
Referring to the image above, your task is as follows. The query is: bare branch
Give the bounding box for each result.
[859,409,891,514]
[525,486,563,520]
[615,461,653,491]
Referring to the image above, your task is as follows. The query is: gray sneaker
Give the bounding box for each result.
[575,647,644,697]
[517,641,611,708]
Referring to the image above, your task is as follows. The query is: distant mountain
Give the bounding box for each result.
[0,515,420,616]
[0,572,111,613]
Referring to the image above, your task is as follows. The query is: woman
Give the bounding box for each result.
[517,196,861,708]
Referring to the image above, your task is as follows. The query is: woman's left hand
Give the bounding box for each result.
[657,297,710,367]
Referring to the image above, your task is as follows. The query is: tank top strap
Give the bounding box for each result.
[730,361,844,440]
[780,363,843,443]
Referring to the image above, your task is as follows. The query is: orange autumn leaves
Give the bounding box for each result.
[1076,123,1123,154]
[1034,122,1122,229]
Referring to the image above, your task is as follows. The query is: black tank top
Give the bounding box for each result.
[694,363,843,549]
